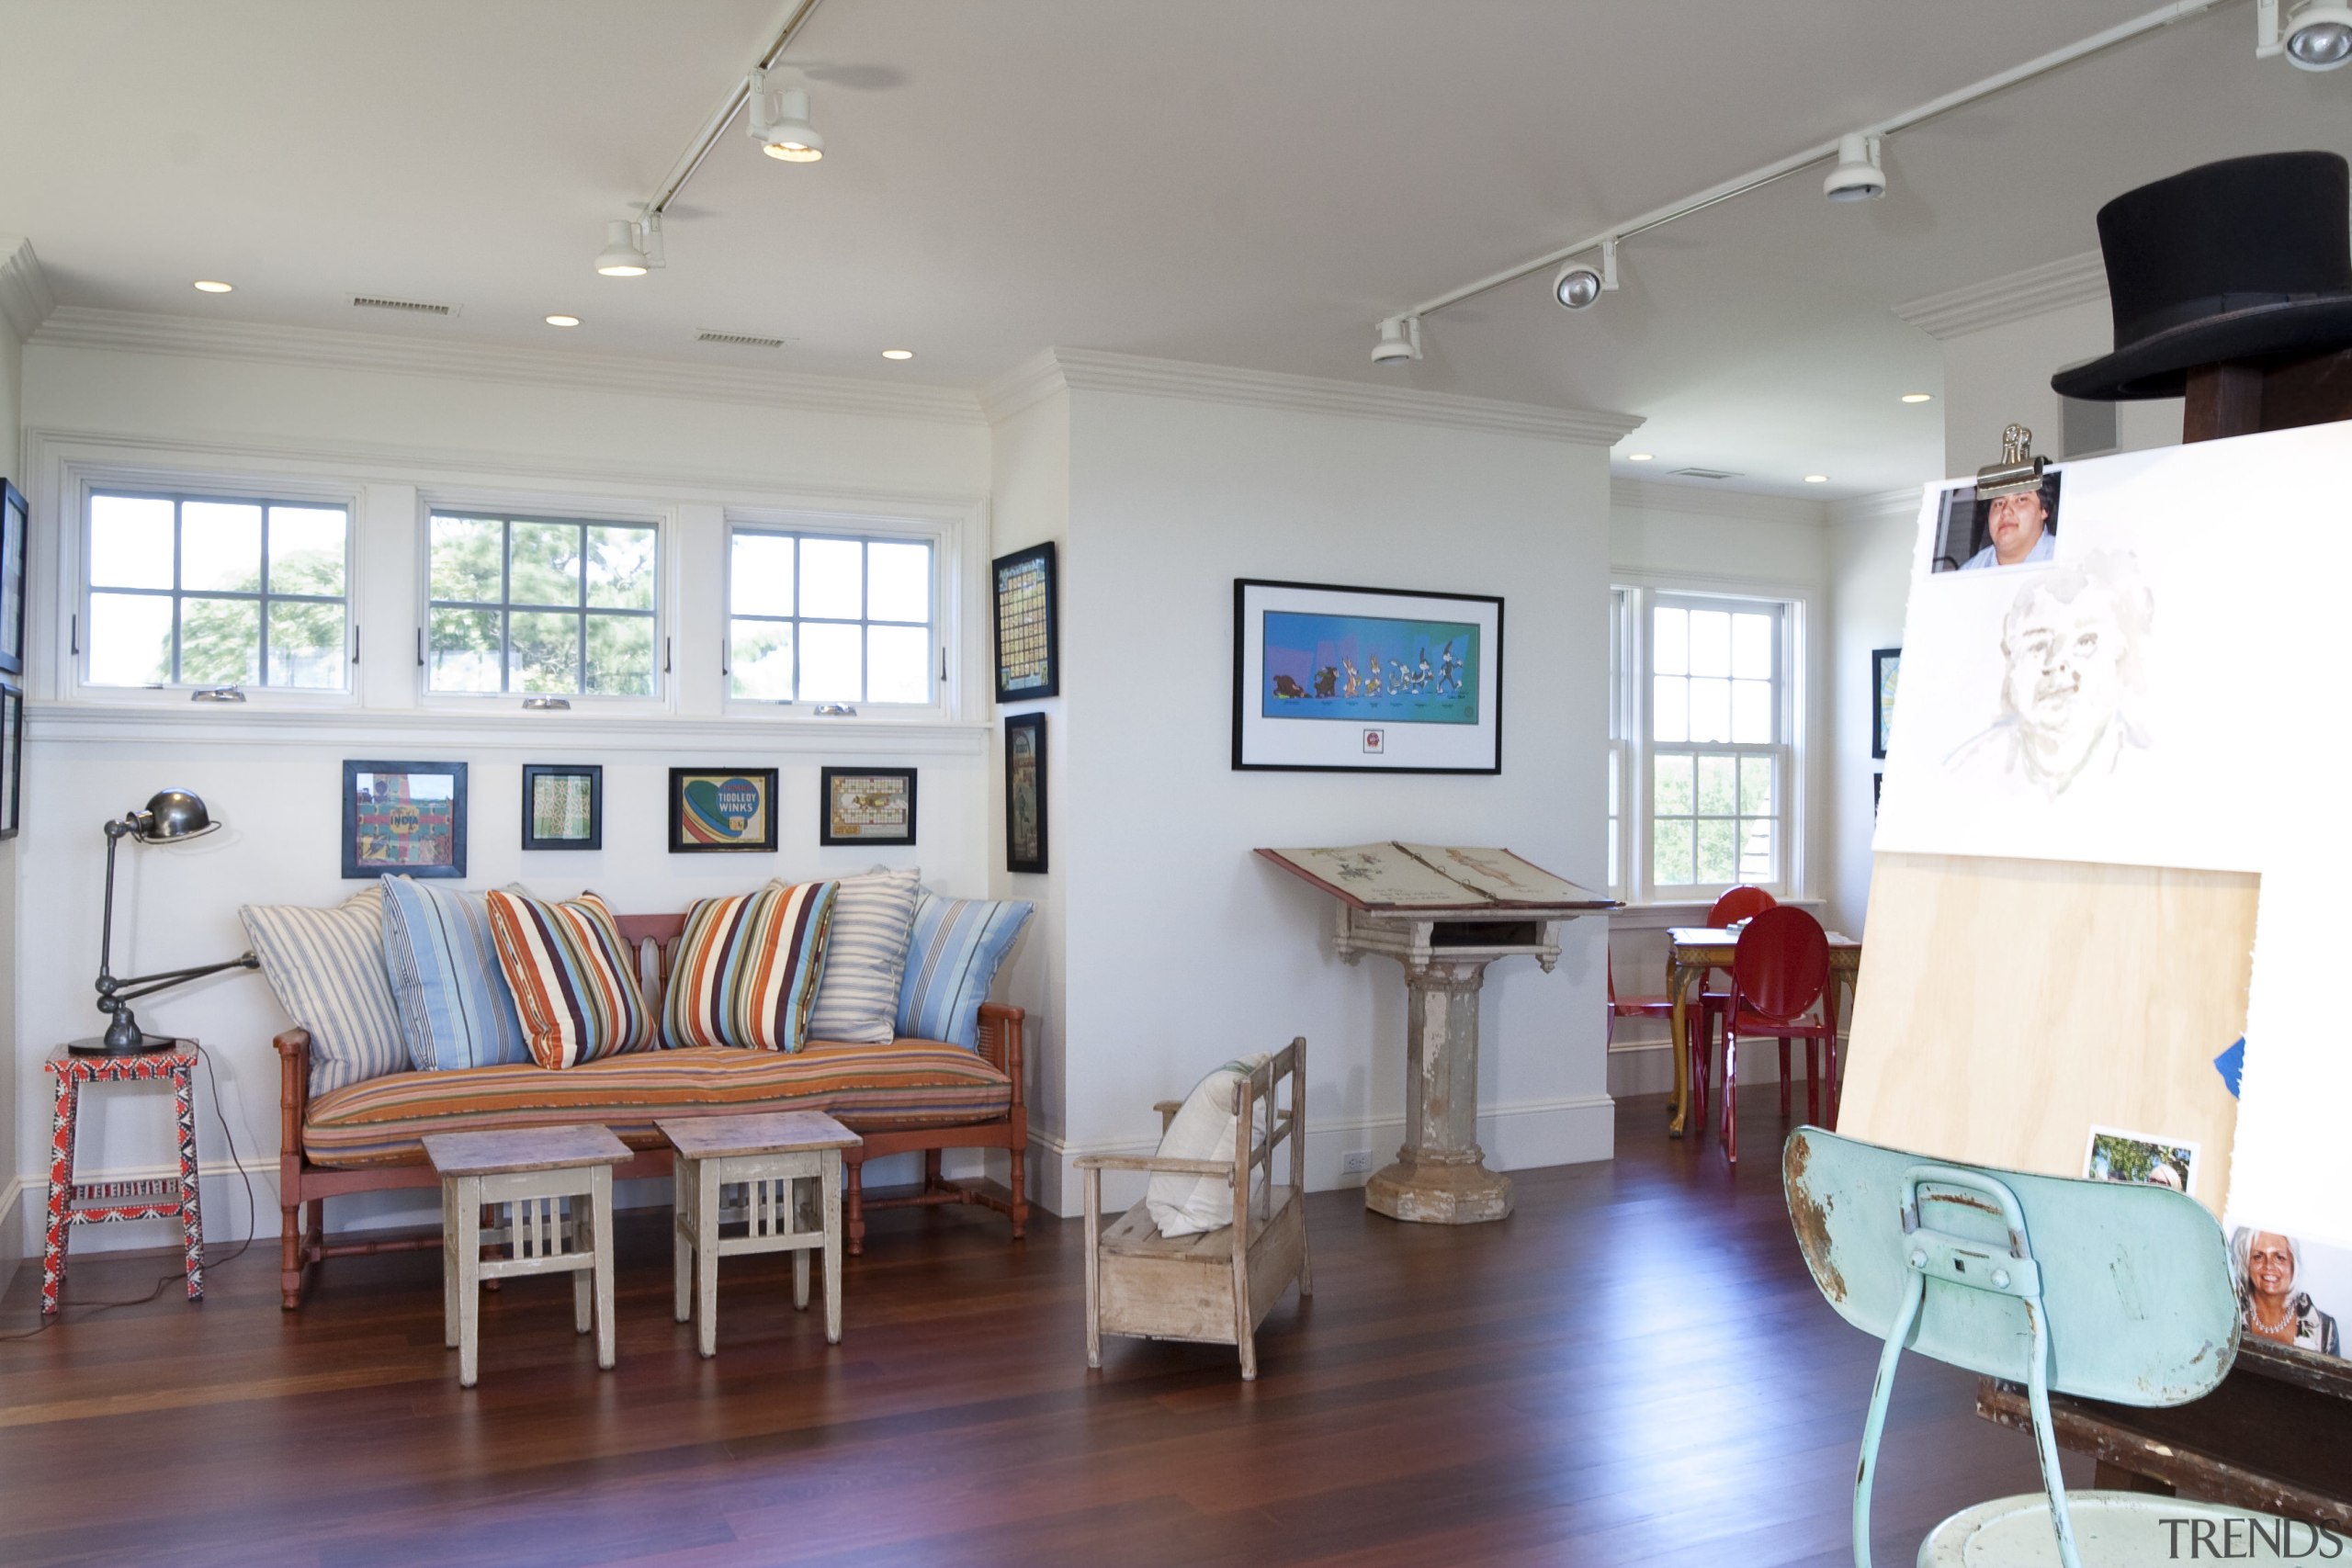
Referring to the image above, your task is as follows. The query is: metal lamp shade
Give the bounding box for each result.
[136,789,220,843]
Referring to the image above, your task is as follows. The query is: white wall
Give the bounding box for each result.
[1941,298,2183,471]
[0,250,26,1258]
[1825,490,1921,942]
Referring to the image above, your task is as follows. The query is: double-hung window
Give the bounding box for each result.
[727,526,934,707]
[84,490,350,691]
[426,513,659,697]
[1610,586,1797,900]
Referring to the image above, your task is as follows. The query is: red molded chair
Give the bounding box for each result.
[1606,953,1676,1047]
[1719,906,1833,1168]
[1688,886,1778,1131]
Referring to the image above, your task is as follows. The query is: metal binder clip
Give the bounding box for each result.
[1975,423,2045,499]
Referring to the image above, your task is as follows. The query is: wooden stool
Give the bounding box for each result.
[422,1125,628,1389]
[40,1043,205,1315]
[660,1111,861,1358]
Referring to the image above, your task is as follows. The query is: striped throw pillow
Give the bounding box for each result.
[662,880,839,1053]
[806,866,921,1044]
[240,885,410,1095]
[896,891,1034,1051]
[380,876,528,1072]
[485,888,656,1069]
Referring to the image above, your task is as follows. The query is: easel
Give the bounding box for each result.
[1837,344,2352,1526]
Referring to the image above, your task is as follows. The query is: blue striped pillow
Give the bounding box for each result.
[380,876,528,1072]
[240,885,410,1095]
[896,891,1033,1050]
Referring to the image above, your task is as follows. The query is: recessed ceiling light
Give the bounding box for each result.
[880,348,915,360]
[1804,474,1830,484]
[545,314,581,327]
[1900,392,1933,403]
[192,279,232,294]
[1627,452,1654,462]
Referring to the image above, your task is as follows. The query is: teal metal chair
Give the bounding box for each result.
[1783,1127,2296,1567]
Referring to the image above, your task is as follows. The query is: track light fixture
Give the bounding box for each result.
[1551,239,1619,310]
[2258,0,2352,67]
[747,71,824,161]
[594,213,663,277]
[1371,315,1423,365]
[1823,133,1887,201]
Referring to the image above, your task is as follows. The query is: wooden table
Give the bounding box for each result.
[1663,926,1861,1138]
[662,1111,861,1356]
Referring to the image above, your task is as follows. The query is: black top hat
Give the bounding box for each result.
[2052,152,2352,402]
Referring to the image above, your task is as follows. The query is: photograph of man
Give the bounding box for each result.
[1930,474,2062,573]
[2230,1227,2344,1359]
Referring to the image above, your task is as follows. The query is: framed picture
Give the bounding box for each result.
[993,541,1059,703]
[820,766,917,846]
[1233,578,1503,773]
[0,479,28,678]
[521,763,602,851]
[1005,713,1046,874]
[0,682,21,840]
[1872,771,1883,818]
[669,767,778,853]
[1871,647,1901,761]
[344,761,467,880]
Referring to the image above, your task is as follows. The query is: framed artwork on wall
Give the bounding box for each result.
[344,760,467,879]
[820,766,916,846]
[0,479,28,677]
[669,767,778,853]
[992,541,1059,703]
[0,682,21,840]
[521,763,602,851]
[1871,647,1901,761]
[1005,713,1046,874]
[1232,578,1503,773]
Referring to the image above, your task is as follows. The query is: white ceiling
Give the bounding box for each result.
[4,1,2349,497]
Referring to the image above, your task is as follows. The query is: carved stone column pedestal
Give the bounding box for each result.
[1363,956,1513,1224]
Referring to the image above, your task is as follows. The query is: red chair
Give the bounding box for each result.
[1606,952,1676,1047]
[1718,906,1834,1167]
[1687,886,1778,1131]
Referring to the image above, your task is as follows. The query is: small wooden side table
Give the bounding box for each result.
[423,1124,629,1389]
[661,1111,862,1357]
[41,1043,204,1316]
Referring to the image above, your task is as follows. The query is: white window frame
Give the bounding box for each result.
[1609,580,1808,906]
[721,507,955,721]
[65,462,362,707]
[415,493,673,714]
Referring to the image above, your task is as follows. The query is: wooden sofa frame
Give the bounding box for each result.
[273,910,1027,1310]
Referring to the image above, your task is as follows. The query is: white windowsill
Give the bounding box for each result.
[1607,897,1825,931]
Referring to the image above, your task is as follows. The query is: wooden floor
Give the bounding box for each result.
[0,1089,2067,1568]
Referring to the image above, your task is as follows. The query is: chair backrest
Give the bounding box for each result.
[1730,906,1828,1021]
[1234,1037,1308,1229]
[1706,885,1777,927]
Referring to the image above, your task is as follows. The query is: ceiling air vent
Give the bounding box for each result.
[351,294,458,317]
[1670,467,1741,480]
[696,329,789,350]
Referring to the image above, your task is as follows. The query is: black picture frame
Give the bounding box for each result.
[343,760,468,880]
[669,767,779,854]
[0,479,28,678]
[820,766,917,847]
[1004,713,1047,874]
[0,682,21,840]
[1232,577,1504,773]
[521,763,603,851]
[1872,771,1883,818]
[1871,647,1901,761]
[992,541,1059,703]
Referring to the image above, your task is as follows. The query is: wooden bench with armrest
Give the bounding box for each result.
[272,909,1027,1310]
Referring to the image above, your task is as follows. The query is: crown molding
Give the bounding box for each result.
[1609,477,1827,526]
[0,237,57,342]
[1827,484,1931,527]
[29,307,987,426]
[1894,251,2109,341]
[983,346,1644,446]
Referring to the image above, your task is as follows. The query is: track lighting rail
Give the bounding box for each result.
[645,0,828,224]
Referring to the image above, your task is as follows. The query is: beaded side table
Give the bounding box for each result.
[41,1043,204,1315]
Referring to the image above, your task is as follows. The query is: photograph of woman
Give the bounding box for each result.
[2230,1227,2343,1359]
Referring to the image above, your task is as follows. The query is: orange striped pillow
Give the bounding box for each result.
[484,888,656,1069]
[661,880,839,1053]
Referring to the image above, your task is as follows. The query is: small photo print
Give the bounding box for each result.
[1930,470,2063,574]
[1362,728,1385,754]
[2226,1224,2347,1360]
[2083,1125,2197,1195]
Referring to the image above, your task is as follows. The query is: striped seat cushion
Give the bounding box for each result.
[300,1042,1012,1168]
[662,880,837,1053]
[487,888,656,1068]
[805,867,920,1045]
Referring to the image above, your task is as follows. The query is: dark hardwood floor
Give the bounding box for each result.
[0,1089,2066,1567]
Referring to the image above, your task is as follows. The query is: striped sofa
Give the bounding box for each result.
[274,912,1027,1310]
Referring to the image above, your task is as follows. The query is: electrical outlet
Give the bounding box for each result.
[1342,1150,1372,1173]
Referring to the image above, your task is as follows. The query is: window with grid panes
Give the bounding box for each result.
[84,491,350,690]
[425,513,658,696]
[727,527,933,705]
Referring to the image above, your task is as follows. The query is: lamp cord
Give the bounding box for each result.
[0,1043,259,1341]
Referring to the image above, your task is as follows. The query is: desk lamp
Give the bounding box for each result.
[74,789,260,1055]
